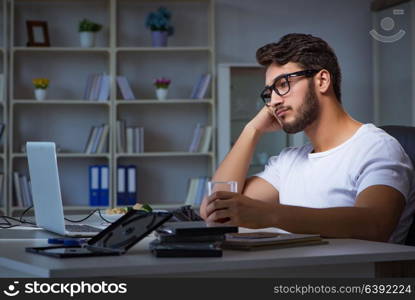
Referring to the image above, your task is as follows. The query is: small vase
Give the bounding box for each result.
[80,31,95,48]
[34,88,47,101]
[151,31,168,47]
[156,88,168,100]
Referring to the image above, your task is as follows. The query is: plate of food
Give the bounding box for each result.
[99,203,153,222]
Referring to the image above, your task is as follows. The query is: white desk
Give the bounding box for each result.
[1,230,415,278]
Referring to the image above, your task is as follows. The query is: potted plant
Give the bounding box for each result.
[145,7,174,47]
[79,19,102,48]
[154,77,171,100]
[32,78,49,101]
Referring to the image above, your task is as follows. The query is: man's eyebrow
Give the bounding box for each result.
[265,73,287,86]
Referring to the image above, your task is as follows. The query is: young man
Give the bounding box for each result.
[200,33,415,243]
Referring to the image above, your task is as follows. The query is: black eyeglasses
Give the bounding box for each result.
[260,69,320,106]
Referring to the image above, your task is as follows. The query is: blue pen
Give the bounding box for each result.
[47,238,88,246]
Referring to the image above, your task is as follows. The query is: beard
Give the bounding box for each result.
[280,80,320,134]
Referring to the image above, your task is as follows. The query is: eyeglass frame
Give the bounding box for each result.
[260,69,321,106]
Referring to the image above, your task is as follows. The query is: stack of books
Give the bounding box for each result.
[185,176,209,207]
[190,73,211,99]
[88,165,109,206]
[84,124,109,154]
[116,120,144,153]
[83,73,110,101]
[117,165,137,206]
[116,76,136,100]
[188,124,212,153]
[13,172,33,208]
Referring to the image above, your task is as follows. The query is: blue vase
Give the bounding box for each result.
[151,31,168,47]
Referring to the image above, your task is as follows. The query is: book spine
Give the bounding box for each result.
[126,127,134,153]
[97,124,109,153]
[13,172,23,207]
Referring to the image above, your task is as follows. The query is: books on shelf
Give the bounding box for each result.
[188,124,212,153]
[83,73,110,101]
[117,120,144,153]
[185,176,209,207]
[88,165,109,206]
[190,73,211,99]
[84,124,109,154]
[116,76,136,100]
[12,172,33,208]
[0,73,3,102]
[117,165,137,206]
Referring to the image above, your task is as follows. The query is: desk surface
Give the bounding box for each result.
[1,229,415,278]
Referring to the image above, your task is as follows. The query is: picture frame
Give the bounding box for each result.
[26,20,50,47]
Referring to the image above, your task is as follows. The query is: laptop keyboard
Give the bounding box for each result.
[65,224,101,233]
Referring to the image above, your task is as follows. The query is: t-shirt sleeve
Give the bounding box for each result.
[356,138,414,201]
[254,153,284,192]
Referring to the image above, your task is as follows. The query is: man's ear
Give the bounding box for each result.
[315,69,331,94]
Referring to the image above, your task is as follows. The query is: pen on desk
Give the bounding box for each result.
[47,238,88,246]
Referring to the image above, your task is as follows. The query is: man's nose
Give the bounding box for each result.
[268,90,283,108]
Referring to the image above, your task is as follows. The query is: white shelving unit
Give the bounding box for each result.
[7,0,215,214]
[0,0,7,216]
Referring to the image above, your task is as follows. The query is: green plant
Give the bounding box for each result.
[79,19,102,32]
[145,7,174,36]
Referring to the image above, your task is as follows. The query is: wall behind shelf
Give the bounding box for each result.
[13,52,109,99]
[13,105,109,153]
[117,0,209,47]
[14,0,110,47]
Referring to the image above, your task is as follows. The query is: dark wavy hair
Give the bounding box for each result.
[256,33,342,103]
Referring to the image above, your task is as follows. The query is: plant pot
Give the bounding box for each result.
[151,31,168,47]
[80,31,95,48]
[34,88,47,101]
[155,88,168,100]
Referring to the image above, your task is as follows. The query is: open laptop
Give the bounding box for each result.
[26,142,102,237]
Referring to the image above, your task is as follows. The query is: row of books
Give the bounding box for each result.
[185,176,209,207]
[84,124,109,154]
[117,165,137,205]
[189,124,212,153]
[89,165,109,206]
[13,172,33,208]
[83,73,111,101]
[116,120,144,153]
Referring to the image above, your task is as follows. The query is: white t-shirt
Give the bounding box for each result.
[256,124,415,243]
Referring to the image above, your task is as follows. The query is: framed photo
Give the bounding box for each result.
[26,20,50,47]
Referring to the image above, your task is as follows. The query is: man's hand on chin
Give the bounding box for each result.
[205,191,278,228]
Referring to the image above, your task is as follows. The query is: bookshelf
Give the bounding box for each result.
[0,0,6,216]
[7,0,215,214]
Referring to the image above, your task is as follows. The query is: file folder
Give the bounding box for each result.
[117,165,127,205]
[126,165,137,205]
[89,165,100,206]
[99,165,109,206]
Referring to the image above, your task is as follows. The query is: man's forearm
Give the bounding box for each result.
[267,204,392,242]
[212,124,262,192]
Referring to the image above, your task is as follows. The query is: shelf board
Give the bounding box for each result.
[116,99,213,105]
[12,153,110,159]
[116,152,213,158]
[13,47,110,53]
[116,46,212,52]
[12,100,110,105]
